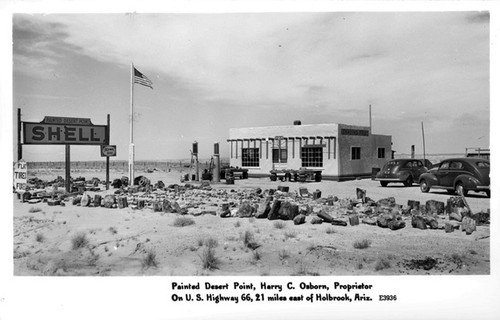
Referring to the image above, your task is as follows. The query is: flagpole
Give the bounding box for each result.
[129,63,135,186]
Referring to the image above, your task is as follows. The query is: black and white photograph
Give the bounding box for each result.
[1,1,499,319]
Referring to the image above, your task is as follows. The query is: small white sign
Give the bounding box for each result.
[14,160,28,191]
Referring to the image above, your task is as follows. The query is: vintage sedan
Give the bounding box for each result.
[375,159,428,187]
[419,157,490,197]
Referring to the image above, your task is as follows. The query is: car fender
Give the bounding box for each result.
[454,174,480,189]
[419,172,438,186]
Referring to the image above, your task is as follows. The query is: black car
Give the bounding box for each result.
[375,159,428,187]
[419,157,490,197]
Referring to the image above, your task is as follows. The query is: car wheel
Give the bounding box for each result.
[380,181,388,187]
[486,190,490,198]
[455,182,468,197]
[404,176,413,187]
[420,179,430,193]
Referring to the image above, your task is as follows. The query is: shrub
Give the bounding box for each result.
[273,221,286,229]
[29,207,42,213]
[234,221,241,228]
[306,244,316,252]
[142,249,158,269]
[284,231,297,239]
[197,238,204,247]
[242,230,259,250]
[108,227,118,234]
[326,227,335,234]
[173,216,195,227]
[375,258,391,271]
[252,250,261,261]
[204,237,219,249]
[279,249,290,261]
[71,232,88,250]
[353,239,372,249]
[248,217,256,224]
[200,247,219,270]
[35,233,45,243]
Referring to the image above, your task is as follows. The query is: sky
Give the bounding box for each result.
[11,11,490,161]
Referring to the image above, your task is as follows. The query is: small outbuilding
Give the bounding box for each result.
[227,121,392,181]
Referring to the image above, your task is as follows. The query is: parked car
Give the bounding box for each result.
[418,157,490,197]
[375,159,428,187]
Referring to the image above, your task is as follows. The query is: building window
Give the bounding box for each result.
[351,147,361,160]
[378,147,385,159]
[301,147,323,167]
[242,148,259,167]
[272,139,287,163]
[272,149,287,163]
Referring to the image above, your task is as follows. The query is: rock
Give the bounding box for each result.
[444,222,455,233]
[317,211,334,223]
[310,216,323,224]
[277,186,290,192]
[117,196,128,209]
[93,194,102,207]
[267,200,282,220]
[278,201,299,220]
[461,217,476,235]
[121,176,129,187]
[377,197,396,207]
[238,201,254,218]
[152,200,163,212]
[162,199,174,213]
[425,200,445,214]
[171,201,182,213]
[137,199,145,209]
[298,187,309,197]
[388,220,406,230]
[103,195,115,208]
[293,214,306,225]
[356,188,366,203]
[411,215,427,230]
[325,197,335,205]
[348,214,359,226]
[47,199,60,206]
[449,212,462,222]
[80,192,91,207]
[331,219,347,226]
[447,220,461,230]
[312,190,322,200]
[255,200,271,219]
[362,218,377,226]
[472,211,490,226]
[111,179,122,188]
[155,181,165,189]
[72,196,82,205]
[376,214,393,228]
[455,207,470,218]
[446,196,465,213]
[407,200,420,210]
[424,216,439,229]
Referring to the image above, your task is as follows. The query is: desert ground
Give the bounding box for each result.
[13,166,490,276]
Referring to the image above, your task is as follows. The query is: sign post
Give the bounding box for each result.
[101,145,117,190]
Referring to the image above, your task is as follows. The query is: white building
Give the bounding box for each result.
[227,121,392,181]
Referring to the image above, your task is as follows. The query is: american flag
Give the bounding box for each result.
[133,67,153,89]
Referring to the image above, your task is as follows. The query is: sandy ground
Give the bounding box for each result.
[13,168,490,276]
